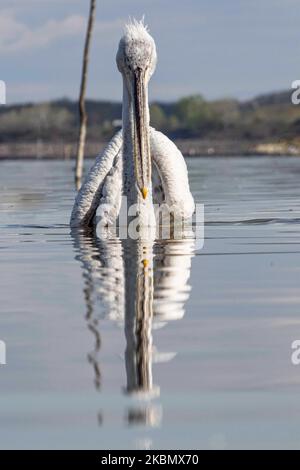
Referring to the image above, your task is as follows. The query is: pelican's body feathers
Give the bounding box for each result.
[71,128,194,227]
[70,130,123,227]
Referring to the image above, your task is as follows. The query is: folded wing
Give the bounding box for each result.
[150,128,195,219]
[70,130,123,227]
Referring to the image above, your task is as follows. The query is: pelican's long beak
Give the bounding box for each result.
[133,68,151,200]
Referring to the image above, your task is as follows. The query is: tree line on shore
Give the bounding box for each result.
[0,90,299,145]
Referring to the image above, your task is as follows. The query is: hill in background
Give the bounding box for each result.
[0,90,299,156]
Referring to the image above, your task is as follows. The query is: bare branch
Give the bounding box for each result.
[75,0,97,189]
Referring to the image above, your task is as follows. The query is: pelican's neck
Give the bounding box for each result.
[122,80,133,137]
[121,78,155,226]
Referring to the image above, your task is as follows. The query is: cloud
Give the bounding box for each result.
[0,9,124,54]
[0,10,87,53]
[0,11,116,54]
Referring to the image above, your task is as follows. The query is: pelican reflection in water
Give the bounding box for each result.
[72,227,195,427]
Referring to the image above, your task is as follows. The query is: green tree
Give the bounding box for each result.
[150,104,167,129]
[175,95,219,135]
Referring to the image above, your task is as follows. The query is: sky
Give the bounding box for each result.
[0,0,300,104]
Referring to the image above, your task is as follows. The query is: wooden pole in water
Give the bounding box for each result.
[75,0,97,189]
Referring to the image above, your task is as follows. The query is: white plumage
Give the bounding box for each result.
[70,19,194,228]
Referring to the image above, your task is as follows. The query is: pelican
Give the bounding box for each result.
[71,19,194,228]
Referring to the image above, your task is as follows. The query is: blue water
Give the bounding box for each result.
[1,157,300,449]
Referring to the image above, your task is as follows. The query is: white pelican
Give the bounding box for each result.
[70,19,194,228]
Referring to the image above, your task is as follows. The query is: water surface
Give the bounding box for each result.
[1,156,300,450]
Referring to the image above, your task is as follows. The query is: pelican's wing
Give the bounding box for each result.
[70,130,123,227]
[150,128,195,218]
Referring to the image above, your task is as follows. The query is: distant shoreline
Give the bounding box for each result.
[2,90,300,159]
[0,139,299,160]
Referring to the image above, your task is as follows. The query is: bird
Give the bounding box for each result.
[70,18,195,228]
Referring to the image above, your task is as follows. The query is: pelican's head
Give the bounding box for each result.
[116,19,157,81]
[116,19,157,200]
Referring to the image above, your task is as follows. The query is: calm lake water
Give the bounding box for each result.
[1,156,300,450]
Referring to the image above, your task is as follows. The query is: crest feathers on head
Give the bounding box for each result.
[124,16,150,40]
